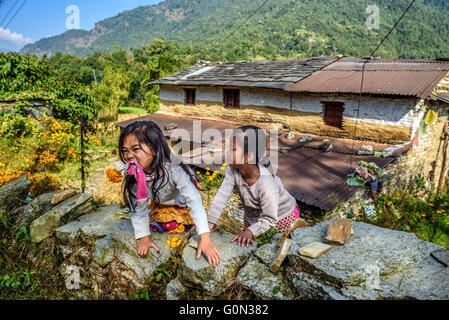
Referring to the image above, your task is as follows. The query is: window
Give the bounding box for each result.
[323,102,344,128]
[223,89,240,108]
[184,88,196,105]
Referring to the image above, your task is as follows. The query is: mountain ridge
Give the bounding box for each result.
[20,0,449,60]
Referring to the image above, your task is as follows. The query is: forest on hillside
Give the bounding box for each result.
[20,0,449,60]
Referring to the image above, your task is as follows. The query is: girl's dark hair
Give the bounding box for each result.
[231,125,274,175]
[119,120,199,211]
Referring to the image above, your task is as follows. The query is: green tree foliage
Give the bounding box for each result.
[20,0,449,60]
[0,52,99,126]
[90,66,130,121]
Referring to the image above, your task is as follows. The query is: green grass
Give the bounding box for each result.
[118,107,147,115]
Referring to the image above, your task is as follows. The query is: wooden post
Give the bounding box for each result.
[80,114,86,193]
[437,122,449,192]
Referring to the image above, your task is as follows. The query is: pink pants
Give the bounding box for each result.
[243,205,300,233]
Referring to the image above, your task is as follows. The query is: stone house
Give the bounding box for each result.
[116,56,449,215]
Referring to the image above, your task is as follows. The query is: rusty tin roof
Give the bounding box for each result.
[284,58,449,98]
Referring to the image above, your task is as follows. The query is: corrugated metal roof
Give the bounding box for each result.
[151,56,340,89]
[114,112,409,210]
[285,58,449,98]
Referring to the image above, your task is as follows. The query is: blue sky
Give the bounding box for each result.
[0,0,162,52]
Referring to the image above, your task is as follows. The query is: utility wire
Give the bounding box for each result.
[0,0,19,29]
[217,0,271,49]
[346,0,417,199]
[370,0,417,58]
[3,0,27,30]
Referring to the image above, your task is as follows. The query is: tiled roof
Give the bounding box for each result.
[151,56,340,89]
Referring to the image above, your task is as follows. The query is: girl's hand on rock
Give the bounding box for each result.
[231,230,255,247]
[137,235,160,258]
[196,232,221,268]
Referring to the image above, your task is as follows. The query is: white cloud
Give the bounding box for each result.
[0,27,33,47]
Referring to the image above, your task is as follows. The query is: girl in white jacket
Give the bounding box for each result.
[119,120,221,267]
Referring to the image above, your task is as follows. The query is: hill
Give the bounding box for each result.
[20,0,449,60]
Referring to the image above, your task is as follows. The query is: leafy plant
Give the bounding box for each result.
[256,227,279,248]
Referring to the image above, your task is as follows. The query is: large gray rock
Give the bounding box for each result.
[30,193,92,243]
[236,241,294,300]
[175,231,257,297]
[288,219,449,300]
[55,204,127,244]
[0,175,31,218]
[107,220,175,286]
[55,204,188,295]
[20,191,59,227]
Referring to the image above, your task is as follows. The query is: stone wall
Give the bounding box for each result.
[159,85,418,144]
[382,102,449,193]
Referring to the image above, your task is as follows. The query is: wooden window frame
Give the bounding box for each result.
[184,88,196,105]
[223,89,240,108]
[322,101,344,128]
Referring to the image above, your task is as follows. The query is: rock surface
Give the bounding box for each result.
[0,175,31,217]
[51,189,78,205]
[30,193,92,242]
[176,231,257,297]
[236,241,294,300]
[20,191,59,227]
[288,218,449,300]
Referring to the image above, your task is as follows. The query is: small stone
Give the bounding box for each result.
[325,217,352,245]
[51,189,78,205]
[358,145,374,155]
[319,140,333,153]
[270,238,292,272]
[276,218,310,247]
[298,135,312,144]
[430,249,449,267]
[285,132,295,140]
[165,123,178,130]
[299,242,332,258]
[280,146,291,154]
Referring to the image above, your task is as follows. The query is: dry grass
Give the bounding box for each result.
[96,168,125,207]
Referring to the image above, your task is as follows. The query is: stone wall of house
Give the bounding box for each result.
[382,102,449,193]
[159,85,418,144]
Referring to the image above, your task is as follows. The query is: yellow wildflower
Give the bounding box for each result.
[167,236,183,248]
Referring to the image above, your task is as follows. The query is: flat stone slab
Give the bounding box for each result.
[299,242,332,258]
[176,231,257,297]
[20,191,59,227]
[51,189,78,205]
[270,238,292,272]
[55,204,128,244]
[288,219,449,300]
[30,193,92,243]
